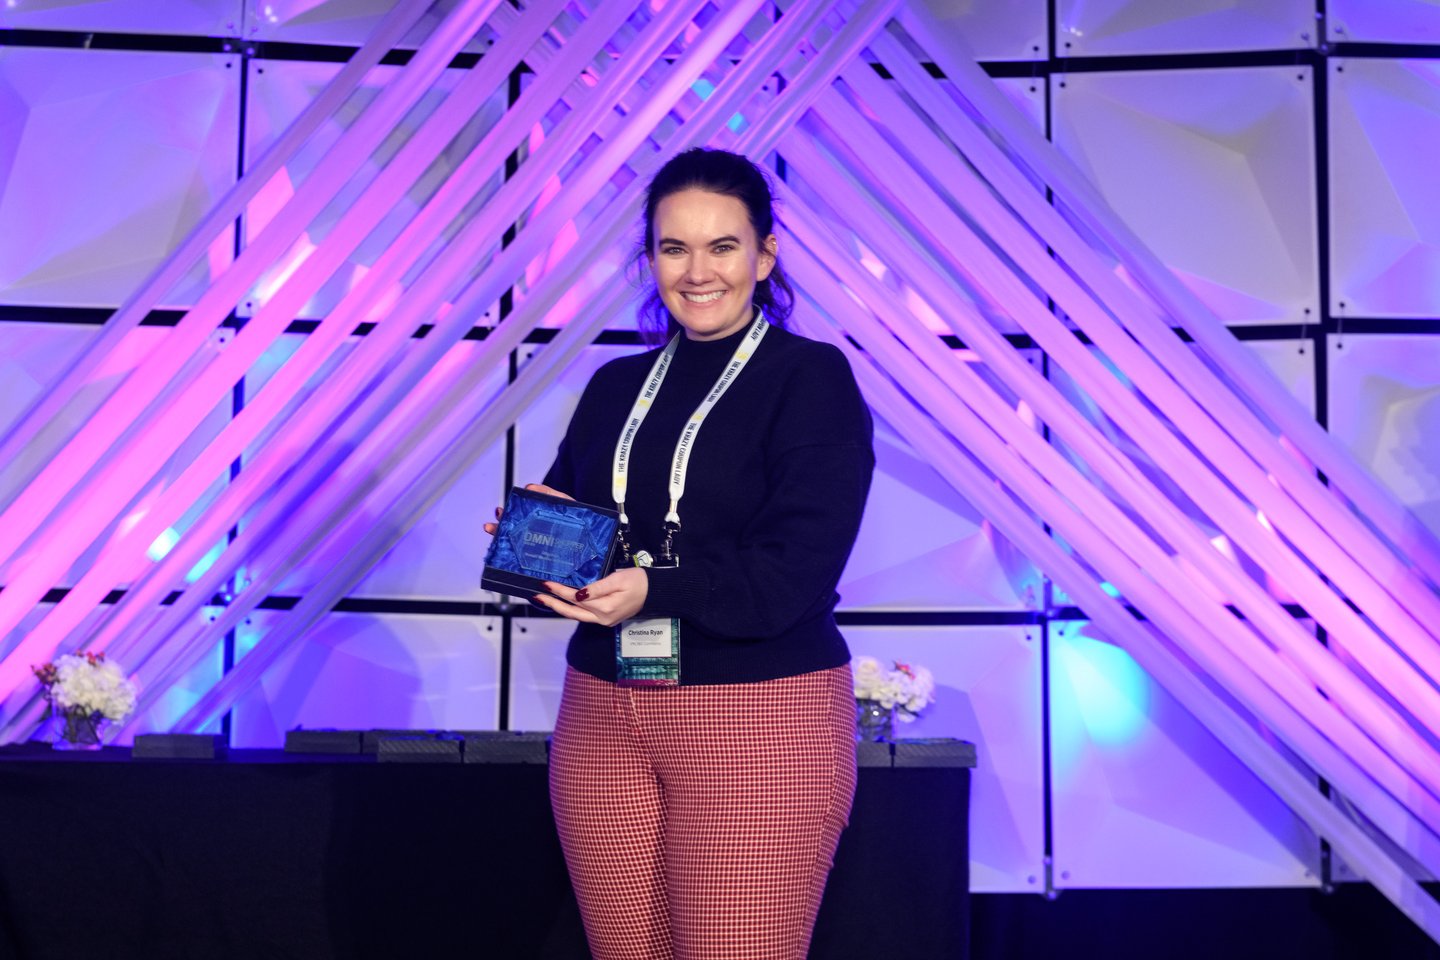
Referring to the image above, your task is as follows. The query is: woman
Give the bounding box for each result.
[513,148,873,959]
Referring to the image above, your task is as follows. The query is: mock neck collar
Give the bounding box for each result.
[671,309,765,359]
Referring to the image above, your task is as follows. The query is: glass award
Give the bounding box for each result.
[482,487,620,599]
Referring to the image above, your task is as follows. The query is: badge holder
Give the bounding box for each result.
[616,618,680,686]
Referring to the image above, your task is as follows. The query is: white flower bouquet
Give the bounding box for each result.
[32,652,137,747]
[853,655,936,722]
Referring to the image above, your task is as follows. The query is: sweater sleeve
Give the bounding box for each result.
[639,343,874,640]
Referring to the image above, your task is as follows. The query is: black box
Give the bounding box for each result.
[855,741,893,767]
[892,738,977,768]
[363,729,438,754]
[460,731,550,764]
[132,733,225,760]
[284,729,363,754]
[376,736,462,763]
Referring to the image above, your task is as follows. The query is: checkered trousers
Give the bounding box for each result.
[549,664,857,960]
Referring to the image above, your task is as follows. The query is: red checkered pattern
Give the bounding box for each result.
[550,664,857,960]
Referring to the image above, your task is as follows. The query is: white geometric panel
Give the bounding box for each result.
[0,0,241,35]
[252,334,508,600]
[1052,66,1319,326]
[843,624,1045,893]
[1329,0,1440,44]
[229,610,504,746]
[1055,0,1315,56]
[899,0,1047,61]
[0,323,230,593]
[839,395,1042,611]
[512,342,636,493]
[1049,620,1322,888]
[1244,338,1316,420]
[994,74,1047,133]
[506,614,572,732]
[1327,334,1440,541]
[241,58,506,320]
[0,48,241,308]
[244,0,493,49]
[1329,59,1440,319]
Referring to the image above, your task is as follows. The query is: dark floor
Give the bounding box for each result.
[971,885,1440,960]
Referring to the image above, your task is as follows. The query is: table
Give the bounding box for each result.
[0,743,971,959]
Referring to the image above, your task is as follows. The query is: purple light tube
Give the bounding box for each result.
[779,210,1440,815]
[797,302,1440,938]
[865,34,1440,675]
[87,0,745,679]
[6,0,690,693]
[115,0,901,738]
[110,0,897,736]
[797,299,1440,888]
[0,0,503,691]
[783,211,1440,829]
[81,0,823,736]
[84,0,793,687]
[798,78,1440,743]
[0,0,496,569]
[902,4,1440,592]
[0,1,535,705]
[782,244,1440,873]
[0,0,435,516]
[778,114,1432,752]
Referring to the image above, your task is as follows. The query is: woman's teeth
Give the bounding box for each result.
[683,291,724,303]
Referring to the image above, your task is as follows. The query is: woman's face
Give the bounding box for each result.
[649,188,776,341]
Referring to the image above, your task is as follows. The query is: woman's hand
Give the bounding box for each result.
[536,566,649,627]
[483,483,575,536]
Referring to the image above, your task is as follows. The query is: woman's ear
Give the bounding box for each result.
[757,234,778,282]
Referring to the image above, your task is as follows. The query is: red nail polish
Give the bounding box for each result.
[575,588,590,602]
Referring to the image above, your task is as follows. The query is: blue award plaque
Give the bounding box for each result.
[482,487,620,599]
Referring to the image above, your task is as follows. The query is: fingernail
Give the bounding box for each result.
[495,507,502,519]
[528,598,547,611]
[575,588,590,602]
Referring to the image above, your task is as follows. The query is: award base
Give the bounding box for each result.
[481,565,559,602]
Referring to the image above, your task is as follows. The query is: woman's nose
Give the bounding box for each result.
[684,253,715,282]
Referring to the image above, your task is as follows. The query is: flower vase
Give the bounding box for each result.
[855,699,894,742]
[53,711,104,751]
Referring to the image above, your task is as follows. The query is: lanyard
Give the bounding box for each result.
[611,311,768,554]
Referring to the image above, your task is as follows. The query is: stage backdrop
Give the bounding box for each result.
[1,0,1437,903]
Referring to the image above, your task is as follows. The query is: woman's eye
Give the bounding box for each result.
[662,246,684,255]
[712,243,735,254]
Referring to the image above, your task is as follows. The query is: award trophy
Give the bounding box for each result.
[482,487,621,599]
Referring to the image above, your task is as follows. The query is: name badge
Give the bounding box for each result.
[616,618,680,686]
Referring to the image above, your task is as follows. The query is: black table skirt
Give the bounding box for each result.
[0,748,969,959]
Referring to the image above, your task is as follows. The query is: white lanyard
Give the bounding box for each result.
[611,311,768,530]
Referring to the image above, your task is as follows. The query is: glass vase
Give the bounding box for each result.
[855,699,894,742]
[53,711,104,751]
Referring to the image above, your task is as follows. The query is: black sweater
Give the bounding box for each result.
[542,322,875,685]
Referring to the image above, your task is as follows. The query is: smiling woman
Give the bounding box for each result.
[507,148,874,960]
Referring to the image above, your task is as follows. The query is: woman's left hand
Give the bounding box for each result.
[537,567,649,627]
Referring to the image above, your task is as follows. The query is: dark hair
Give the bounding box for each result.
[635,148,795,344]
